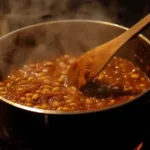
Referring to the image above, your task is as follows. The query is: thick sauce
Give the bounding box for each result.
[0,55,149,112]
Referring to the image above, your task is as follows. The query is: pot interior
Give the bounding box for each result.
[0,20,149,113]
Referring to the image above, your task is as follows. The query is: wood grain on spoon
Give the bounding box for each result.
[67,14,150,89]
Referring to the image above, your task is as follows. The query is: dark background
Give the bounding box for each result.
[0,0,149,37]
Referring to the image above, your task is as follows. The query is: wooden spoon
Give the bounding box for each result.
[67,14,150,89]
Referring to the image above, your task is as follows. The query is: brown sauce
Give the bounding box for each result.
[0,55,149,112]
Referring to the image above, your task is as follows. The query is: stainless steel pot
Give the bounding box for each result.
[0,20,149,149]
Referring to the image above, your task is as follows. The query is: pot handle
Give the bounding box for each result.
[0,16,9,37]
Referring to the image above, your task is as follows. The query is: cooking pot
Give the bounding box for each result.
[0,20,149,149]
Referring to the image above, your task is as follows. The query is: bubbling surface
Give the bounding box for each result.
[0,55,149,112]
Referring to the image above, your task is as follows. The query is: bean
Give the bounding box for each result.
[28,76,34,82]
[1,95,6,98]
[18,88,23,91]
[0,87,5,91]
[43,88,50,92]
[110,99,115,103]
[42,90,47,95]
[15,77,21,82]
[6,83,11,88]
[53,101,61,107]
[65,99,73,103]
[140,77,145,81]
[120,64,125,68]
[51,87,60,92]
[57,107,63,111]
[85,98,93,104]
[44,79,51,85]
[140,84,146,87]
[62,107,70,111]
[11,99,17,103]
[28,68,33,72]
[1,91,7,95]
[59,62,66,69]
[23,74,29,79]
[32,94,39,100]
[53,82,61,86]
[41,104,49,109]
[26,97,32,102]
[38,76,49,80]
[21,80,27,84]
[35,105,41,109]
[58,75,66,83]
[70,103,77,107]
[36,64,43,70]
[64,55,70,59]
[62,71,67,74]
[131,74,139,79]
[63,96,70,100]
[42,68,49,73]
[68,59,75,64]
[98,74,104,80]
[38,72,46,77]
[69,86,77,91]
[0,83,4,86]
[29,64,35,68]
[44,62,53,67]
[130,96,135,99]
[20,97,25,102]
[25,93,33,97]
[124,87,132,91]
[36,90,41,94]
[26,103,33,107]
[96,102,103,108]
[43,85,51,89]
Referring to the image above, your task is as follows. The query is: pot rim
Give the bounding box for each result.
[0,19,149,115]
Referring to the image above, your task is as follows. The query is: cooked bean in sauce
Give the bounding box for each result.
[0,55,149,112]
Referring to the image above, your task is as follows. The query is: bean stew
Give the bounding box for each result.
[0,55,149,112]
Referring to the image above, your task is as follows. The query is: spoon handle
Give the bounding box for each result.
[111,14,150,50]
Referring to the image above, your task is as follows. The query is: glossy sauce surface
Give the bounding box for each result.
[0,55,149,112]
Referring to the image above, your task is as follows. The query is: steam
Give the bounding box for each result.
[0,0,148,80]
[0,0,120,80]
[6,0,117,31]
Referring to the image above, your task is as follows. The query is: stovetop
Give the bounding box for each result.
[0,104,150,150]
[0,100,149,150]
